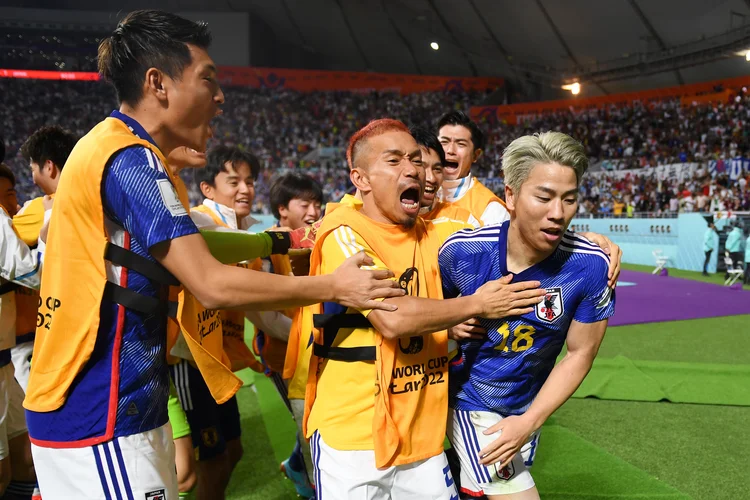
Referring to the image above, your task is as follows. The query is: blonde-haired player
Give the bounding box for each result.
[440,132,616,499]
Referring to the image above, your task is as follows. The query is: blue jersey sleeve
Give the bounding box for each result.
[573,254,616,323]
[102,146,199,250]
[438,236,461,299]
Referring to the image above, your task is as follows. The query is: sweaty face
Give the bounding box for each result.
[203,161,255,218]
[438,124,476,181]
[280,197,322,230]
[506,162,579,255]
[0,178,18,217]
[164,45,224,153]
[420,147,443,210]
[353,130,424,227]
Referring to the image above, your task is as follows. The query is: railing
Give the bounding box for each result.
[575,212,680,219]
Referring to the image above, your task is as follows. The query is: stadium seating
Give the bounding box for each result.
[1,77,750,217]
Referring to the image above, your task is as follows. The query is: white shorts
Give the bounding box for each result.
[447,408,540,497]
[10,340,33,392]
[31,424,178,499]
[310,430,459,499]
[0,362,28,460]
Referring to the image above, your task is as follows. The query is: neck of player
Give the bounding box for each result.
[119,104,179,157]
[506,221,556,274]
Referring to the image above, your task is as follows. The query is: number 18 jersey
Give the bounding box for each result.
[438,223,616,416]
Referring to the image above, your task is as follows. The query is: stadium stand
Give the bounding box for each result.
[2,77,750,218]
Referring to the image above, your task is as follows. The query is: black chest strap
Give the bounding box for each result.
[312,313,376,362]
[103,243,179,318]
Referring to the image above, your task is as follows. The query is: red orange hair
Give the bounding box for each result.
[346,118,410,170]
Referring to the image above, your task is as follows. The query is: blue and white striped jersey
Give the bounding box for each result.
[438,222,615,415]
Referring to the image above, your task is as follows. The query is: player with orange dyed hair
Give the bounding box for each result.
[292,118,547,498]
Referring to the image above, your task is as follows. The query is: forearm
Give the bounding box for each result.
[522,350,597,431]
[370,295,482,339]
[202,264,335,311]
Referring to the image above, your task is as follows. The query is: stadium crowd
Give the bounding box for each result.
[2,78,750,216]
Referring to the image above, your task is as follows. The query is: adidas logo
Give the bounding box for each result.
[127,402,139,416]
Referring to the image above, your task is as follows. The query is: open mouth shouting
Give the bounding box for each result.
[443,160,460,177]
[400,186,421,217]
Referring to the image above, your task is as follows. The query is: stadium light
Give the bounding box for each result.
[746,51,750,62]
[430,41,439,51]
[561,82,581,95]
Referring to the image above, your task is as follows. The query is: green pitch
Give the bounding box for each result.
[226,264,750,499]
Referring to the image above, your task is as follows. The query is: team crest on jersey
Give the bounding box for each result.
[493,462,516,481]
[145,489,165,500]
[399,336,424,355]
[536,287,564,322]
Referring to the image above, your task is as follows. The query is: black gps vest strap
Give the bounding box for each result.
[104,243,180,287]
[312,313,376,362]
[103,243,178,318]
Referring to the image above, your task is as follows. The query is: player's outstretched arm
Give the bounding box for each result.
[153,233,404,312]
[578,232,622,287]
[477,318,609,468]
[368,274,546,340]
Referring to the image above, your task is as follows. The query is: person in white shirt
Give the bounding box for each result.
[0,163,50,499]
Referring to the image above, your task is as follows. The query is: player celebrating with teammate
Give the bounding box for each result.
[439,132,616,499]
[23,10,403,499]
[411,127,479,228]
[300,118,548,499]
[436,111,508,226]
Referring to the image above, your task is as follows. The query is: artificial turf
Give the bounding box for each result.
[225,264,747,499]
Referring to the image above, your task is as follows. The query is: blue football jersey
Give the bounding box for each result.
[439,222,615,416]
[26,111,199,445]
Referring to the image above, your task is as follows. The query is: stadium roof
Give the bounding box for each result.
[6,0,750,95]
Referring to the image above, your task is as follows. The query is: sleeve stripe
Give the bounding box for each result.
[345,226,365,253]
[333,226,353,259]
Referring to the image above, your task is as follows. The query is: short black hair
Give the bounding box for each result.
[0,164,15,187]
[196,145,261,187]
[269,173,324,220]
[20,126,78,171]
[436,110,485,151]
[410,127,446,166]
[98,10,212,105]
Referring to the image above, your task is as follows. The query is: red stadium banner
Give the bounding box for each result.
[0,66,503,94]
[471,75,750,124]
[0,69,101,81]
[217,66,504,94]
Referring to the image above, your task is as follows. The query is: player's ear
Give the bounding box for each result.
[199,181,214,200]
[350,168,371,195]
[278,204,288,220]
[146,67,167,102]
[472,148,483,164]
[505,184,515,211]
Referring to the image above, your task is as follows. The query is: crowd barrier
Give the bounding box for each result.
[570,213,716,272]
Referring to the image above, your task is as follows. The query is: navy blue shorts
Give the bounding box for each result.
[169,360,241,461]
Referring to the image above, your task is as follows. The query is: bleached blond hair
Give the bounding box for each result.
[502,131,588,192]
